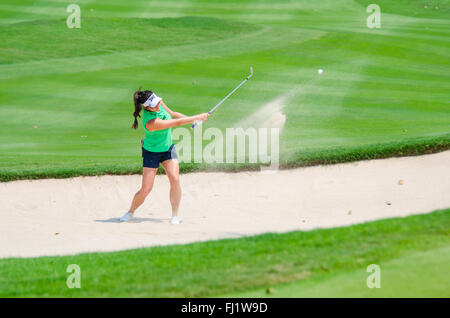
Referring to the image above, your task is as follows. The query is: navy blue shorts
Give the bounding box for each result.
[142,144,178,168]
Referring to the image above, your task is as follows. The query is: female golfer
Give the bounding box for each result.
[119,89,209,224]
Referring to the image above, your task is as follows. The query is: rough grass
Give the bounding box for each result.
[221,246,450,298]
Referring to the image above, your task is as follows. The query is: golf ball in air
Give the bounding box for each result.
[318,69,323,75]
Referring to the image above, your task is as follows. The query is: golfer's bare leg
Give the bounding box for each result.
[129,167,158,213]
[161,159,181,217]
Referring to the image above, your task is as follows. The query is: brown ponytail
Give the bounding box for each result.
[132,87,153,129]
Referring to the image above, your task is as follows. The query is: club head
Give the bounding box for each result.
[248,66,254,79]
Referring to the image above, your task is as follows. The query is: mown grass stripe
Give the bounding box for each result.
[0,25,306,80]
[0,0,448,181]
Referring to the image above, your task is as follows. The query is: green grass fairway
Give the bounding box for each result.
[1,0,449,181]
[221,246,450,298]
[0,209,448,297]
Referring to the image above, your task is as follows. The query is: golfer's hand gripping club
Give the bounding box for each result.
[192,111,211,128]
[191,67,254,129]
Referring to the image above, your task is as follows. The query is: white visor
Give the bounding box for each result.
[142,93,162,108]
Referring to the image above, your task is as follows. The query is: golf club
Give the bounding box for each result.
[191,66,254,128]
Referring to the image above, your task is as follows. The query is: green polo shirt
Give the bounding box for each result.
[142,107,173,152]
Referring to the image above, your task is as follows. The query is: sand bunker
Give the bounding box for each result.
[0,151,449,258]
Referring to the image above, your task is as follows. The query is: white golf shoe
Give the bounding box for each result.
[119,212,134,222]
[170,216,181,225]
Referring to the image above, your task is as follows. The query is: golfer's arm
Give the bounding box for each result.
[160,100,186,119]
[146,117,198,131]
[171,111,186,118]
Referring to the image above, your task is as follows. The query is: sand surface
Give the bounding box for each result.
[1,151,449,258]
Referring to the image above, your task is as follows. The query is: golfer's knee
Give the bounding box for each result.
[169,177,180,187]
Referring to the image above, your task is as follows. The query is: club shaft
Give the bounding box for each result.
[191,67,253,128]
[209,76,251,114]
